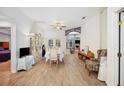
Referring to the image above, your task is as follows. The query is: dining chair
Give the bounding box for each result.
[50,48,58,65]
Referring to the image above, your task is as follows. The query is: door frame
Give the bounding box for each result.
[0,19,17,73]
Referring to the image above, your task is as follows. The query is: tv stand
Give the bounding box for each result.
[17,55,35,71]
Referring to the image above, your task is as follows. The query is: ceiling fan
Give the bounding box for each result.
[50,21,67,30]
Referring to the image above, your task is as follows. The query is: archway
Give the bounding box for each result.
[65,27,81,53]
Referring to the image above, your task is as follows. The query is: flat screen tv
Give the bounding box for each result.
[20,47,30,58]
[75,40,80,44]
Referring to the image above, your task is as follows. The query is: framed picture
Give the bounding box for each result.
[56,39,61,47]
[48,39,53,48]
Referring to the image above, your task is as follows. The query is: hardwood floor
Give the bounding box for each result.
[0,60,11,85]
[0,54,106,86]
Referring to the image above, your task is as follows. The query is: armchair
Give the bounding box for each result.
[85,49,107,76]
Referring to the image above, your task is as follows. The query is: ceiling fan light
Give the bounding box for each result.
[51,20,66,30]
[56,26,60,29]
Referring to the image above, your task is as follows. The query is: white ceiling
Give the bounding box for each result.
[0,7,104,29]
[18,7,104,29]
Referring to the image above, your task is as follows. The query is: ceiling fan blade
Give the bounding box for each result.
[61,26,66,27]
[60,28,63,30]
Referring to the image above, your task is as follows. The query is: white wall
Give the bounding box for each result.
[80,13,100,57]
[80,8,122,86]
[0,8,33,54]
[0,9,33,73]
[43,27,66,51]
[80,8,120,86]
[31,23,66,52]
[80,9,107,57]
[0,34,10,42]
[16,21,32,49]
[100,9,107,49]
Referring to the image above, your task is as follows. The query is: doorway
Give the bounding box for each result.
[66,32,80,53]
[0,27,11,84]
[0,20,16,74]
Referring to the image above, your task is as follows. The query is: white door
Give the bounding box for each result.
[121,12,124,85]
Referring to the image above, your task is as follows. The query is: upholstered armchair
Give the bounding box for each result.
[85,49,107,76]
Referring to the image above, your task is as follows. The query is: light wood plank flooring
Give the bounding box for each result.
[0,60,11,85]
[0,54,106,86]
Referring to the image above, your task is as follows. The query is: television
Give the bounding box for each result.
[75,40,80,44]
[20,47,30,58]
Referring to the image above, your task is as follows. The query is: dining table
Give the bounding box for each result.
[45,49,64,62]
